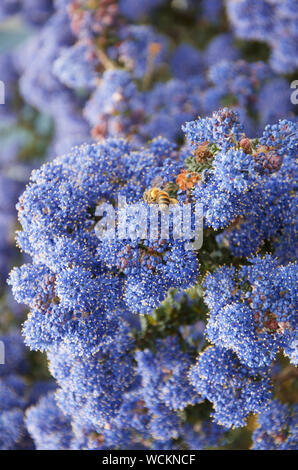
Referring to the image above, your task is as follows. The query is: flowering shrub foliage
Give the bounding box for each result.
[0,0,297,451]
[226,0,298,74]
[0,330,55,449]
[8,107,298,449]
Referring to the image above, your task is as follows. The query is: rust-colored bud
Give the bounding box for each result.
[240,137,252,154]
[194,142,213,163]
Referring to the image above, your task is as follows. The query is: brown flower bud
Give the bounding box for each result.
[240,137,252,154]
[194,142,213,163]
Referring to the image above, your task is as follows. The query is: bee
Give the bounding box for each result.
[143,187,178,210]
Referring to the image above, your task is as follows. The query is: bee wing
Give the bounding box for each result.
[152,175,164,188]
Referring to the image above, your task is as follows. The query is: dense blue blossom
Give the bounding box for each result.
[2,0,298,452]
[25,392,73,450]
[183,110,297,230]
[226,0,298,73]
[0,0,53,25]
[203,256,297,368]
[119,0,165,20]
[252,400,298,450]
[0,330,54,449]
[17,10,75,115]
[135,336,200,412]
[188,346,272,428]
[9,136,199,321]
[118,25,169,79]
[48,323,136,428]
[53,40,100,90]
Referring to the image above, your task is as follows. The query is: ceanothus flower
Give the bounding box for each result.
[226,0,298,73]
[188,346,272,428]
[118,0,165,20]
[48,323,136,429]
[216,119,297,259]
[25,392,73,450]
[203,256,297,369]
[2,0,298,452]
[135,336,201,412]
[0,330,55,449]
[53,40,100,90]
[9,136,199,323]
[118,25,170,79]
[183,110,297,229]
[252,400,298,450]
[18,10,75,116]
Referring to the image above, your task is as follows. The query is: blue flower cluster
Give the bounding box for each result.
[47,322,136,429]
[8,106,297,448]
[226,0,298,73]
[25,334,227,450]
[188,346,272,428]
[184,110,297,233]
[204,255,297,366]
[251,400,298,450]
[134,336,201,437]
[7,0,293,155]
[0,0,53,26]
[203,60,293,135]
[1,0,297,452]
[0,330,54,449]
[25,391,73,450]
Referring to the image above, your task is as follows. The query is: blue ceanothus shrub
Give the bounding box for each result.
[1,0,297,451]
[9,107,298,448]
